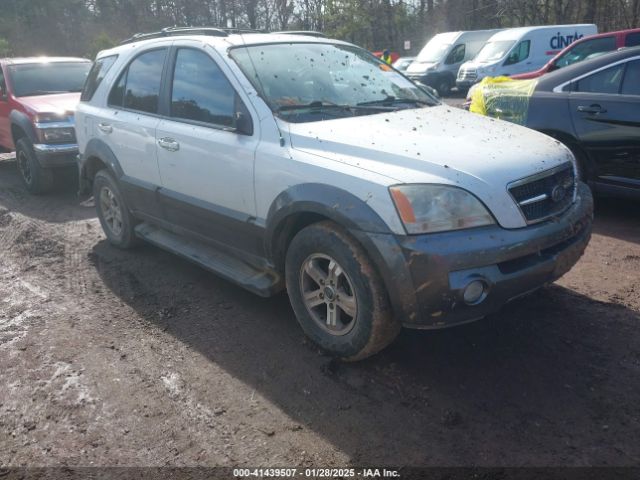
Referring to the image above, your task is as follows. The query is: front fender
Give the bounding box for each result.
[9,110,38,145]
[265,184,419,324]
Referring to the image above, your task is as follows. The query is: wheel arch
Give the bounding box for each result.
[80,138,124,186]
[264,184,393,271]
[9,111,37,147]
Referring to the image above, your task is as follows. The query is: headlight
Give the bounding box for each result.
[41,128,75,143]
[34,112,75,144]
[389,185,495,234]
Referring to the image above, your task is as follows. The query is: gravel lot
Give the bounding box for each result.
[1,122,639,469]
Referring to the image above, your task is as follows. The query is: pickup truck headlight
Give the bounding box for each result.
[34,113,76,144]
[390,185,495,234]
[41,128,76,143]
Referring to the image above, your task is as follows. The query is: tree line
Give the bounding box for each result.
[0,0,639,59]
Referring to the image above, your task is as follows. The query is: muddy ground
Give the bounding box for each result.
[0,150,639,469]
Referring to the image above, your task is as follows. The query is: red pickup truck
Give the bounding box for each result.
[0,57,91,193]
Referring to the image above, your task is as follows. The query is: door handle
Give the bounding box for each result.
[97,122,113,134]
[157,137,180,152]
[577,104,607,115]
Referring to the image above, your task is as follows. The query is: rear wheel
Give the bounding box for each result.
[285,221,400,361]
[93,169,139,249]
[16,138,53,194]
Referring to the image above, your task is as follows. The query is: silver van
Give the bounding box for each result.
[406,29,503,95]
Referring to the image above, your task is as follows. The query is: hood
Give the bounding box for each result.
[287,105,575,229]
[18,93,81,115]
[406,61,438,74]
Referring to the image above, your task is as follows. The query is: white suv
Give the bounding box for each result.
[76,28,593,360]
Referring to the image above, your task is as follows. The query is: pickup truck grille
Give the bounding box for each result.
[508,164,575,224]
[457,68,477,81]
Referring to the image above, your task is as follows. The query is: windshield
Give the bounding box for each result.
[8,62,91,97]
[230,43,435,122]
[416,39,452,63]
[475,41,515,63]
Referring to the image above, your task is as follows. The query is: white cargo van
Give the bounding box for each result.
[406,29,502,95]
[457,24,597,89]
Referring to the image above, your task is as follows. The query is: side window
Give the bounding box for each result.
[445,44,465,65]
[621,60,640,96]
[625,32,640,47]
[81,55,117,102]
[555,37,617,68]
[504,40,530,66]
[170,48,236,127]
[575,64,625,94]
[0,68,6,100]
[108,49,166,114]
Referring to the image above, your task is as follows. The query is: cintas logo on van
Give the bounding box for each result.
[549,31,585,51]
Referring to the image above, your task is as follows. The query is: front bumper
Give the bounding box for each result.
[456,79,478,90]
[355,183,593,329]
[33,143,79,168]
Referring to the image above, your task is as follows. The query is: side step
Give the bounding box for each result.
[135,223,283,297]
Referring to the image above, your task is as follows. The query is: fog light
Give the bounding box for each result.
[463,280,486,305]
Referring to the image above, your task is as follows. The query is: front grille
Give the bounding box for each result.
[508,164,575,223]
[457,68,477,81]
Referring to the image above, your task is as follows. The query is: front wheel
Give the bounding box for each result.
[16,138,53,194]
[285,221,400,361]
[436,78,452,96]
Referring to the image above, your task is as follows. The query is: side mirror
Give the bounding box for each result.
[234,111,253,136]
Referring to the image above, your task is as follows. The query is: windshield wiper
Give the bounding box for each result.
[21,90,68,97]
[357,96,431,107]
[276,100,397,113]
[277,100,352,112]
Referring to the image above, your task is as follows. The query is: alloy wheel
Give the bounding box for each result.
[99,186,124,237]
[300,253,358,336]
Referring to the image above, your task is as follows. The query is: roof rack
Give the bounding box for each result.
[120,26,265,45]
[120,27,327,45]
[270,31,327,38]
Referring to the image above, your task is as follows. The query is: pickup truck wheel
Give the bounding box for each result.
[93,169,139,249]
[16,138,53,194]
[285,221,400,361]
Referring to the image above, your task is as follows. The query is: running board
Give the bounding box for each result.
[135,223,283,297]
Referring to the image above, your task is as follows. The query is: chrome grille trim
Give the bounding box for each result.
[507,163,576,225]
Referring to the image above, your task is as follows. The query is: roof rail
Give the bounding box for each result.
[270,30,327,38]
[120,26,265,45]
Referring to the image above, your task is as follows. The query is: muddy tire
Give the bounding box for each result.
[285,221,400,361]
[16,138,54,194]
[93,169,139,249]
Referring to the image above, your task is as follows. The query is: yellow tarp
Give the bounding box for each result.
[469,77,538,126]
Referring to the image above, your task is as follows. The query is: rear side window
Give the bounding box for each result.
[575,64,625,94]
[81,55,117,102]
[108,48,167,114]
[621,60,640,96]
[170,48,236,127]
[625,32,640,47]
[504,40,530,66]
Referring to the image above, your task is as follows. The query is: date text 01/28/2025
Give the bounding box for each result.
[233,468,400,478]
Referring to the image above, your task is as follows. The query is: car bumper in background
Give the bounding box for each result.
[354,182,594,329]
